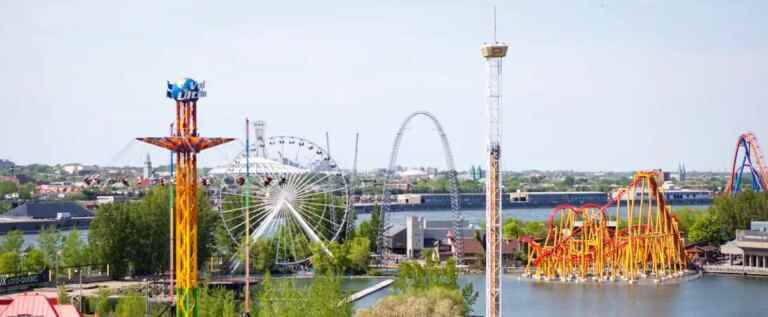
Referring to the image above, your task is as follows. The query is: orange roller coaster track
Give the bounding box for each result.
[522,171,688,283]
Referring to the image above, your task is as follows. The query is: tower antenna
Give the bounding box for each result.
[493,5,497,42]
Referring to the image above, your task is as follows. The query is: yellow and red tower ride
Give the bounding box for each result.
[138,78,233,317]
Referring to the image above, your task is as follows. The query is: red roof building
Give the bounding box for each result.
[0,293,81,317]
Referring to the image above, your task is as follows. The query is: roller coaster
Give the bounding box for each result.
[726,131,768,193]
[522,171,688,283]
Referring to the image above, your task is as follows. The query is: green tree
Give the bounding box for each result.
[38,226,61,268]
[60,228,85,267]
[89,186,220,277]
[522,221,546,239]
[199,286,238,317]
[688,213,722,244]
[346,237,370,274]
[1,229,24,254]
[114,291,145,317]
[93,288,112,317]
[22,248,45,272]
[355,205,381,252]
[310,242,348,275]
[0,181,18,198]
[250,239,276,273]
[255,273,350,317]
[503,218,522,239]
[0,252,21,273]
[57,285,71,304]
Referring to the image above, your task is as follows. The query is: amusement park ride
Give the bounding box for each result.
[482,10,507,316]
[726,132,768,193]
[137,78,234,317]
[521,171,689,283]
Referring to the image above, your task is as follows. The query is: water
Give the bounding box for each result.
[15,230,88,249]
[355,274,768,316]
[356,205,709,227]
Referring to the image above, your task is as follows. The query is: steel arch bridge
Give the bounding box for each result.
[726,132,768,193]
[377,111,464,264]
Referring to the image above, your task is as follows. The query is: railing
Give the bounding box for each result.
[703,264,768,275]
[736,230,768,242]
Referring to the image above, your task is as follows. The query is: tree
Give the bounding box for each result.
[0,252,20,273]
[89,186,220,277]
[199,286,238,317]
[250,239,276,273]
[57,285,70,304]
[346,237,370,274]
[310,242,348,275]
[522,221,546,239]
[255,273,350,317]
[114,291,145,317]
[688,213,722,244]
[22,248,45,272]
[60,228,85,267]
[355,205,381,252]
[1,229,24,254]
[93,288,112,317]
[503,218,522,239]
[38,226,61,268]
[0,181,18,198]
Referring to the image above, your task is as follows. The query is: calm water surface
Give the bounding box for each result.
[353,274,768,317]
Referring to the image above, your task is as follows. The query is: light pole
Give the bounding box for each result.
[76,268,83,313]
[144,278,151,317]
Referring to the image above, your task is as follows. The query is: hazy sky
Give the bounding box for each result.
[1,1,766,172]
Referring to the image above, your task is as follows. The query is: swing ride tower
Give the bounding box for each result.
[138,78,233,317]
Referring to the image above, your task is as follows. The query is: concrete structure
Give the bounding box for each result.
[714,221,768,275]
[406,216,424,258]
[143,153,152,179]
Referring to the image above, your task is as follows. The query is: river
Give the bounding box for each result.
[352,274,768,316]
[355,205,710,227]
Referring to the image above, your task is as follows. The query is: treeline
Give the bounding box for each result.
[89,186,218,277]
[0,227,88,274]
[673,191,768,245]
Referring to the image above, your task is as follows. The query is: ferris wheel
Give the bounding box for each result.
[214,135,350,267]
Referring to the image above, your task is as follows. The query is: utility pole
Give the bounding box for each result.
[244,119,251,316]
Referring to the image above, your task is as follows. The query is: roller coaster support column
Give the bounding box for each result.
[138,79,233,317]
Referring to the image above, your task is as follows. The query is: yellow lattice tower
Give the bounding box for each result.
[138,78,233,317]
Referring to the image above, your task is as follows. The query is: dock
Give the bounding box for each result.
[345,279,394,303]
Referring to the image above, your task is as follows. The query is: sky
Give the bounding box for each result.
[0,1,767,172]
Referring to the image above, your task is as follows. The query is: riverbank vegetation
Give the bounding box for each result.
[357,253,477,317]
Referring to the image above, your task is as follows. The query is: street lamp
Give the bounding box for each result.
[74,268,83,313]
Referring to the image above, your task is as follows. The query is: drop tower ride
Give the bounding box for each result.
[482,18,507,317]
[138,79,233,317]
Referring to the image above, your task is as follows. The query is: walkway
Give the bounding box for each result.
[345,279,394,303]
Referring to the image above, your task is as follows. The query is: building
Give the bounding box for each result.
[510,191,609,206]
[0,293,80,317]
[143,153,153,179]
[386,216,478,259]
[719,221,768,269]
[0,201,95,234]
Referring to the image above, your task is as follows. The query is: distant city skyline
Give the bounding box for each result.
[1,1,766,172]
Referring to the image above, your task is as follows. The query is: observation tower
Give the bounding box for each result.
[482,17,508,317]
[138,78,233,317]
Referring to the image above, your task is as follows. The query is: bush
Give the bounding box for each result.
[115,291,145,317]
